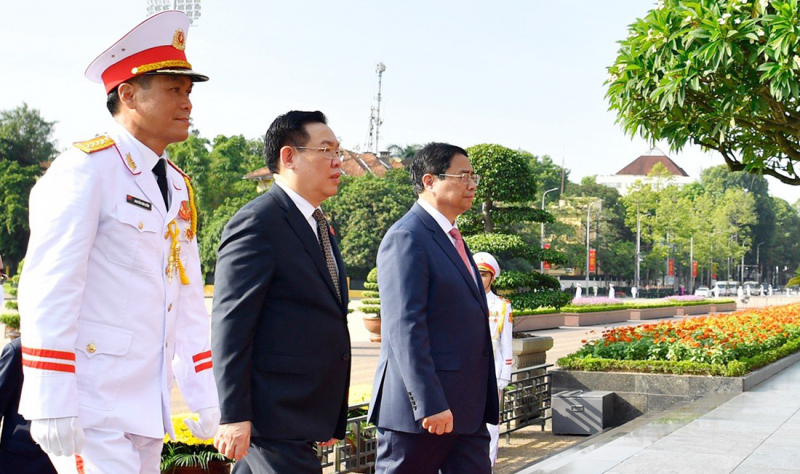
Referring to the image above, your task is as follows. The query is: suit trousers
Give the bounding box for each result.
[374,426,491,474]
[47,428,162,474]
[231,437,321,474]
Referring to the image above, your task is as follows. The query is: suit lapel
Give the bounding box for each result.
[270,185,342,305]
[411,204,486,308]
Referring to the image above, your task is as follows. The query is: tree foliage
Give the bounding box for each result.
[0,103,58,167]
[462,144,571,309]
[607,0,800,184]
[0,160,38,271]
[325,169,416,280]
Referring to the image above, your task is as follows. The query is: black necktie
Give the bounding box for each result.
[153,159,169,208]
[312,209,341,302]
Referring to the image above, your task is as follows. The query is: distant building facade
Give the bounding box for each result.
[595,147,693,195]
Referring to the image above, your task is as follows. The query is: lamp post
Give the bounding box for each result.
[585,200,600,289]
[540,187,559,273]
[756,242,765,283]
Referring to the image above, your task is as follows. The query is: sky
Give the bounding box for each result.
[3,0,800,204]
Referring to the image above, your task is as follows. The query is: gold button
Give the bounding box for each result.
[168,303,173,312]
[86,343,97,354]
[138,222,144,230]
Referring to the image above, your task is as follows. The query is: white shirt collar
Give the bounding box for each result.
[417,197,457,241]
[108,120,164,173]
[274,177,322,234]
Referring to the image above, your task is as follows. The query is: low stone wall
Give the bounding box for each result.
[710,302,737,313]
[562,309,630,327]
[676,304,711,316]
[513,313,564,331]
[629,306,678,320]
[551,349,800,426]
[512,333,554,369]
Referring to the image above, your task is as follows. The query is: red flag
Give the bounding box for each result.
[589,249,597,273]
[543,243,551,270]
[668,259,674,277]
[692,261,698,278]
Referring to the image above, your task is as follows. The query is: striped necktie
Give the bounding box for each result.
[312,209,341,302]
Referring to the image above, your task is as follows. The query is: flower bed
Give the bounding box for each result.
[558,303,800,376]
[161,414,229,473]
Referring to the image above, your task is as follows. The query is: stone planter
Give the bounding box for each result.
[562,309,630,327]
[629,306,677,321]
[362,315,381,343]
[511,332,554,369]
[3,325,20,340]
[675,304,710,316]
[710,302,737,313]
[513,313,564,331]
[552,349,800,427]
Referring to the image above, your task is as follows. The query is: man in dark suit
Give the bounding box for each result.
[211,111,350,473]
[368,143,499,473]
[0,338,57,474]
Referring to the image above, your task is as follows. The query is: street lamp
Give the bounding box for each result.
[756,242,765,283]
[585,200,601,290]
[540,187,559,273]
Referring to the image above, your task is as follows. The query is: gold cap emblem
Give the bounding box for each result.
[173,29,186,51]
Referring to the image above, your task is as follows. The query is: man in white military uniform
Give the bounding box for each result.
[18,11,219,474]
[473,252,513,467]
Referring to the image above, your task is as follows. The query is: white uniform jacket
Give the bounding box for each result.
[486,291,513,389]
[18,121,218,439]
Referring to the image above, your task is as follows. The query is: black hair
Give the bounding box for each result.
[410,142,469,195]
[264,111,328,173]
[106,75,155,116]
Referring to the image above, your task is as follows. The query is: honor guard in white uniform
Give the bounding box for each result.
[473,252,513,467]
[18,11,220,474]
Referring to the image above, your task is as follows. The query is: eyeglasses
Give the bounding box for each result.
[438,173,481,186]
[294,146,345,160]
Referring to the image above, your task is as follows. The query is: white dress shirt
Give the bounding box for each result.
[274,178,339,274]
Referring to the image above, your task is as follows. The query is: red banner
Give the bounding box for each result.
[543,244,551,270]
[692,261,698,278]
[668,259,674,277]
[712,263,717,280]
[589,249,596,273]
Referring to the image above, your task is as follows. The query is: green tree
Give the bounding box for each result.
[606,0,800,184]
[0,103,58,167]
[168,133,263,275]
[0,160,39,271]
[325,169,416,280]
[460,144,571,310]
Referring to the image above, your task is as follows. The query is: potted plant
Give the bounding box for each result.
[161,414,231,474]
[1,313,20,340]
[361,267,381,342]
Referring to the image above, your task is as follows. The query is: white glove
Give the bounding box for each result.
[184,406,221,440]
[498,378,510,392]
[30,417,85,457]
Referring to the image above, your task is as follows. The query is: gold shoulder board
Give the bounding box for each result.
[73,135,115,154]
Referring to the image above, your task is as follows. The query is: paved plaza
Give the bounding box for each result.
[520,359,800,474]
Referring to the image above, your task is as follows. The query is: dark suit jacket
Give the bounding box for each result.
[0,338,57,474]
[367,203,499,434]
[211,184,351,441]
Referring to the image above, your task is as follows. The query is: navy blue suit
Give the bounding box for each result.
[368,203,499,473]
[0,338,56,474]
[212,184,351,473]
